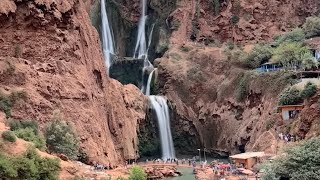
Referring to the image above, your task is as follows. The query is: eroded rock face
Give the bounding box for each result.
[168,0,319,44]
[153,0,319,156]
[0,0,146,167]
[156,44,291,155]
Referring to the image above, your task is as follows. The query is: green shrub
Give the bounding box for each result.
[301,51,318,70]
[273,28,305,47]
[179,45,191,52]
[14,44,22,58]
[272,42,312,69]
[0,153,17,178]
[303,16,320,38]
[8,90,28,104]
[0,147,61,180]
[0,90,28,117]
[261,137,320,180]
[2,131,16,143]
[45,113,79,159]
[244,44,272,68]
[300,82,317,99]
[77,148,89,164]
[14,127,46,150]
[265,120,276,131]
[278,87,302,105]
[128,166,147,180]
[0,92,12,117]
[231,15,239,25]
[186,65,204,82]
[8,119,39,135]
[236,73,251,102]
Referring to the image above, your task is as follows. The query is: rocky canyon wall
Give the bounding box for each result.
[0,0,146,167]
[154,0,319,156]
[92,0,319,157]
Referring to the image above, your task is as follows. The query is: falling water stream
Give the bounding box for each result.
[149,95,176,159]
[101,0,176,160]
[101,0,115,71]
[132,0,175,160]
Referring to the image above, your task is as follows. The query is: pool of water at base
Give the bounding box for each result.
[165,167,195,180]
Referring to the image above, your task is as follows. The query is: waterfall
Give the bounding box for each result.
[145,69,155,96]
[149,96,176,159]
[101,0,115,71]
[133,0,147,59]
[133,0,175,159]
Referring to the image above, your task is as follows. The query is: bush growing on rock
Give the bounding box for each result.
[0,90,27,117]
[14,127,46,150]
[303,16,320,38]
[300,82,317,99]
[8,119,39,135]
[0,147,60,179]
[45,112,79,159]
[262,137,320,180]
[272,42,315,70]
[272,28,305,47]
[2,131,16,143]
[128,166,147,180]
[244,44,272,68]
[235,73,251,102]
[278,87,302,105]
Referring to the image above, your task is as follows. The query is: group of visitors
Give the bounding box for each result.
[278,133,299,142]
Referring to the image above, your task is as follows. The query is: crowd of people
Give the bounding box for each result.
[278,133,300,142]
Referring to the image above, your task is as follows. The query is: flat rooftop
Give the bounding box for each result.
[229,152,265,159]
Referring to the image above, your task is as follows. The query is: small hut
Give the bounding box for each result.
[230,152,266,169]
[277,104,304,121]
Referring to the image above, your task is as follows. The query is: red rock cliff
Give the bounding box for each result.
[0,0,146,167]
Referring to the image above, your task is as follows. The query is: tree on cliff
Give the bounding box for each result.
[262,137,320,180]
[45,111,79,159]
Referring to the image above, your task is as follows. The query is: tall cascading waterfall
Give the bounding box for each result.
[101,0,115,72]
[144,69,175,159]
[133,0,155,94]
[149,95,176,159]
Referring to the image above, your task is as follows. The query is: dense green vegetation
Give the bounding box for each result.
[8,119,39,135]
[278,87,303,106]
[278,82,317,105]
[262,137,320,180]
[272,42,316,70]
[0,147,60,180]
[0,90,27,117]
[128,166,147,180]
[2,131,17,143]
[8,119,46,150]
[300,82,317,99]
[236,72,251,102]
[272,28,305,47]
[226,16,320,70]
[15,128,46,150]
[303,16,320,38]
[45,112,79,159]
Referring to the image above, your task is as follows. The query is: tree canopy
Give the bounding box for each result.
[262,137,320,180]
